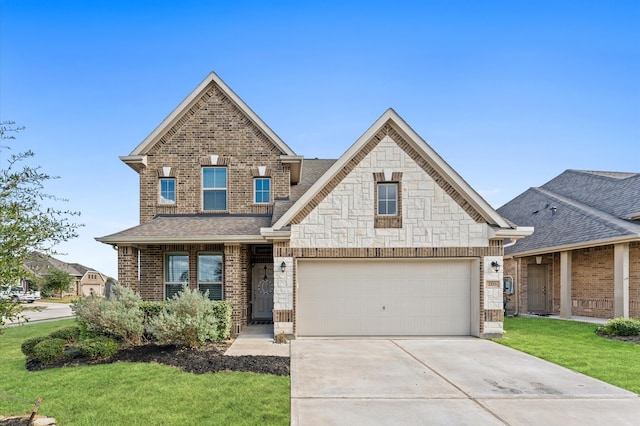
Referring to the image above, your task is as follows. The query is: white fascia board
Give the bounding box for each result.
[95,235,267,245]
[129,72,296,157]
[260,228,291,241]
[491,226,535,239]
[120,155,147,172]
[509,234,640,258]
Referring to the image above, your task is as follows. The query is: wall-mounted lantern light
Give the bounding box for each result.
[490,261,501,273]
[280,261,287,273]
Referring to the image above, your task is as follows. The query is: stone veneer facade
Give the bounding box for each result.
[273,130,505,337]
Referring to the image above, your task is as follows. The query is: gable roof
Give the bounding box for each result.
[269,108,516,233]
[497,170,640,256]
[120,72,299,173]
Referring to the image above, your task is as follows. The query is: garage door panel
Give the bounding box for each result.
[297,259,472,336]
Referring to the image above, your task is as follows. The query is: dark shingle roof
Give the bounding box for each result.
[271,159,336,225]
[97,215,272,244]
[498,170,640,255]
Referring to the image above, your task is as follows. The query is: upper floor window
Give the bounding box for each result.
[202,167,227,211]
[254,178,271,204]
[159,178,176,205]
[377,183,398,216]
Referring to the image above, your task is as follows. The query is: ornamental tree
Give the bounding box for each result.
[0,121,82,332]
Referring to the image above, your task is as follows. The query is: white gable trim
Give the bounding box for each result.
[128,72,297,157]
[273,108,511,230]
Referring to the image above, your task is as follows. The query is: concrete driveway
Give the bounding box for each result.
[291,338,640,425]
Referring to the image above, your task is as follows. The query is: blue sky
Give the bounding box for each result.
[1,1,638,278]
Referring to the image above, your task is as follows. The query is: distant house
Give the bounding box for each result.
[23,252,108,297]
[97,72,532,338]
[497,170,640,319]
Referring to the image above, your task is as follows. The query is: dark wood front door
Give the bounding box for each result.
[528,264,547,313]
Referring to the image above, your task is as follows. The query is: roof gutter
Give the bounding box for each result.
[95,235,267,245]
[507,233,640,259]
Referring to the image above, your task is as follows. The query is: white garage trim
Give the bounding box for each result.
[296,258,480,337]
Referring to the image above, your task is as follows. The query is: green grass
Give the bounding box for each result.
[0,319,290,425]
[496,316,640,394]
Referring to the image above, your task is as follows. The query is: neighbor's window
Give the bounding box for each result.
[202,167,227,211]
[159,178,176,205]
[198,253,223,300]
[377,183,398,216]
[165,253,189,300]
[254,178,271,204]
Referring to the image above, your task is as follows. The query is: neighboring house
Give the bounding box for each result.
[72,264,108,297]
[97,72,532,338]
[497,170,640,320]
[22,252,109,297]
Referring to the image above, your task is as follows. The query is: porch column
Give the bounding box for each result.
[559,251,572,319]
[117,245,139,291]
[224,243,249,334]
[614,243,630,318]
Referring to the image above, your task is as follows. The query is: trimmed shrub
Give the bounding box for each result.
[140,301,168,322]
[32,338,67,364]
[146,285,218,347]
[49,326,81,343]
[21,336,48,358]
[598,317,640,337]
[78,336,118,359]
[212,300,232,340]
[72,284,144,346]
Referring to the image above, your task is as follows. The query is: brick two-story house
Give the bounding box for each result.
[97,72,532,338]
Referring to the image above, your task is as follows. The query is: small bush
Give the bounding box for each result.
[49,326,81,343]
[146,285,218,347]
[32,338,67,364]
[73,284,144,346]
[21,336,48,358]
[598,317,640,337]
[78,336,118,359]
[140,301,168,322]
[212,301,232,340]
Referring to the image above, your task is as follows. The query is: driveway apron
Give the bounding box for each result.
[291,338,640,426]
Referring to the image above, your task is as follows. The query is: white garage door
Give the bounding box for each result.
[297,259,472,336]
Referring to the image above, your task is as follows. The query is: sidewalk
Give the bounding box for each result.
[224,324,290,357]
[5,301,73,325]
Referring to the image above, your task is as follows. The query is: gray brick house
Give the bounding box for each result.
[97,72,532,338]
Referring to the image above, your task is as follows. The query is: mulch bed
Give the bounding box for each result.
[25,343,290,376]
[596,331,640,345]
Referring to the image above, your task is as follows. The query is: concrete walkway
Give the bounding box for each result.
[291,338,640,425]
[224,324,290,357]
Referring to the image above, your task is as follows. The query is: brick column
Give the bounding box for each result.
[224,243,249,334]
[118,245,139,291]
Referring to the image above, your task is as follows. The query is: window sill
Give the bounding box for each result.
[374,216,402,228]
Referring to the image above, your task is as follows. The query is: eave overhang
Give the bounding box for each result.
[504,233,640,259]
[120,155,147,172]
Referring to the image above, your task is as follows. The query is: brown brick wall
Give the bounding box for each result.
[138,83,291,223]
[223,244,249,334]
[118,245,139,292]
[571,246,614,317]
[514,246,631,319]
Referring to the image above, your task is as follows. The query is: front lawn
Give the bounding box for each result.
[0,319,290,425]
[497,316,640,394]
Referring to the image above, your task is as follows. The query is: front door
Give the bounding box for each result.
[252,263,274,320]
[528,264,547,313]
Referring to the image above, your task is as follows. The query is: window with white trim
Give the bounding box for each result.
[377,182,398,216]
[254,178,271,204]
[165,253,189,300]
[198,253,223,300]
[202,167,227,211]
[159,178,176,205]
